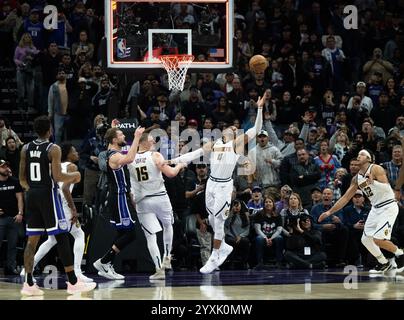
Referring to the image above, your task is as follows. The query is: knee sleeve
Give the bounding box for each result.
[361,234,383,258]
[114,229,136,251]
[213,217,225,241]
[54,233,74,267]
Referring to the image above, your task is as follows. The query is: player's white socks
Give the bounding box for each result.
[394,248,404,256]
[33,236,58,269]
[71,228,85,272]
[145,232,162,269]
[163,224,173,258]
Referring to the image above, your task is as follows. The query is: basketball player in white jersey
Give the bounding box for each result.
[20,143,93,283]
[170,91,270,273]
[319,149,404,273]
[128,134,187,280]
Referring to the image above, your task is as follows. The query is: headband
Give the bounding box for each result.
[359,149,372,161]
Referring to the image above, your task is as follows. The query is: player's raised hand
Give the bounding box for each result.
[256,90,270,109]
[134,126,145,139]
[318,210,331,223]
[111,119,120,127]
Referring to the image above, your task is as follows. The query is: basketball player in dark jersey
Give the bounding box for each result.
[93,124,144,280]
[19,116,96,296]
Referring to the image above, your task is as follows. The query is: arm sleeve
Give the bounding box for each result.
[170,148,204,164]
[270,226,283,240]
[254,223,267,239]
[245,107,263,140]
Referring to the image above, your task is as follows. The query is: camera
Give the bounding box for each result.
[96,120,111,137]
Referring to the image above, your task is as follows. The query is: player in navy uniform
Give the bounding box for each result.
[93,123,144,280]
[19,116,96,296]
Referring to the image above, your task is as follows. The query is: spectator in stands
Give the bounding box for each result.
[328,167,347,201]
[39,42,61,115]
[347,81,374,114]
[284,213,327,269]
[80,116,107,208]
[72,30,94,60]
[290,149,321,208]
[14,32,39,111]
[381,145,403,188]
[306,186,323,211]
[314,139,341,189]
[20,8,44,50]
[48,68,69,144]
[247,185,264,216]
[343,190,370,266]
[280,192,310,235]
[0,116,23,149]
[0,159,23,275]
[92,77,115,117]
[253,196,284,270]
[0,3,18,66]
[0,136,20,177]
[311,188,348,267]
[249,129,283,198]
[279,138,304,184]
[275,184,292,214]
[321,35,346,93]
[224,199,250,270]
[363,47,394,84]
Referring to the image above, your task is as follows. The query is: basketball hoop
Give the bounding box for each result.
[159,54,194,92]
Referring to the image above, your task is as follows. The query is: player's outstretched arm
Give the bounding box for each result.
[318,178,358,222]
[236,90,269,146]
[169,141,213,165]
[154,152,187,177]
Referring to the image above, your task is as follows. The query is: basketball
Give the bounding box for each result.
[249,55,269,73]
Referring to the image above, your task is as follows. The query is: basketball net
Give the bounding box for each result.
[159,54,194,92]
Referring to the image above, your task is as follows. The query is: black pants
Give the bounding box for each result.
[346,228,368,265]
[225,235,250,262]
[284,250,327,269]
[322,225,349,263]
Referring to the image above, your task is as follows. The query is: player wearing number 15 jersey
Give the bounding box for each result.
[319,149,404,273]
[128,133,186,280]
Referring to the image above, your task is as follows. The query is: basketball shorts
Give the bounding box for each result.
[205,179,233,220]
[107,192,137,230]
[364,202,398,240]
[136,195,173,235]
[25,187,69,236]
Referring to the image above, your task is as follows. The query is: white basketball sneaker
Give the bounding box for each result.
[93,259,125,280]
[66,280,97,295]
[20,283,44,296]
[149,268,165,280]
[76,271,94,283]
[200,252,220,274]
[217,242,233,266]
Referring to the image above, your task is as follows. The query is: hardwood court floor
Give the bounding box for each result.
[1,268,404,300]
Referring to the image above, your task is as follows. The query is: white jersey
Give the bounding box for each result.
[357,164,395,206]
[209,139,240,181]
[129,151,167,203]
[58,162,74,209]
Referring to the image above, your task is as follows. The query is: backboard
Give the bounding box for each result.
[105,0,234,70]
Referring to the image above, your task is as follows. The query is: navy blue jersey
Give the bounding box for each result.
[26,140,55,189]
[106,150,131,194]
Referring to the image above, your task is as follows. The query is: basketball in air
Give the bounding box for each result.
[249,55,269,73]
